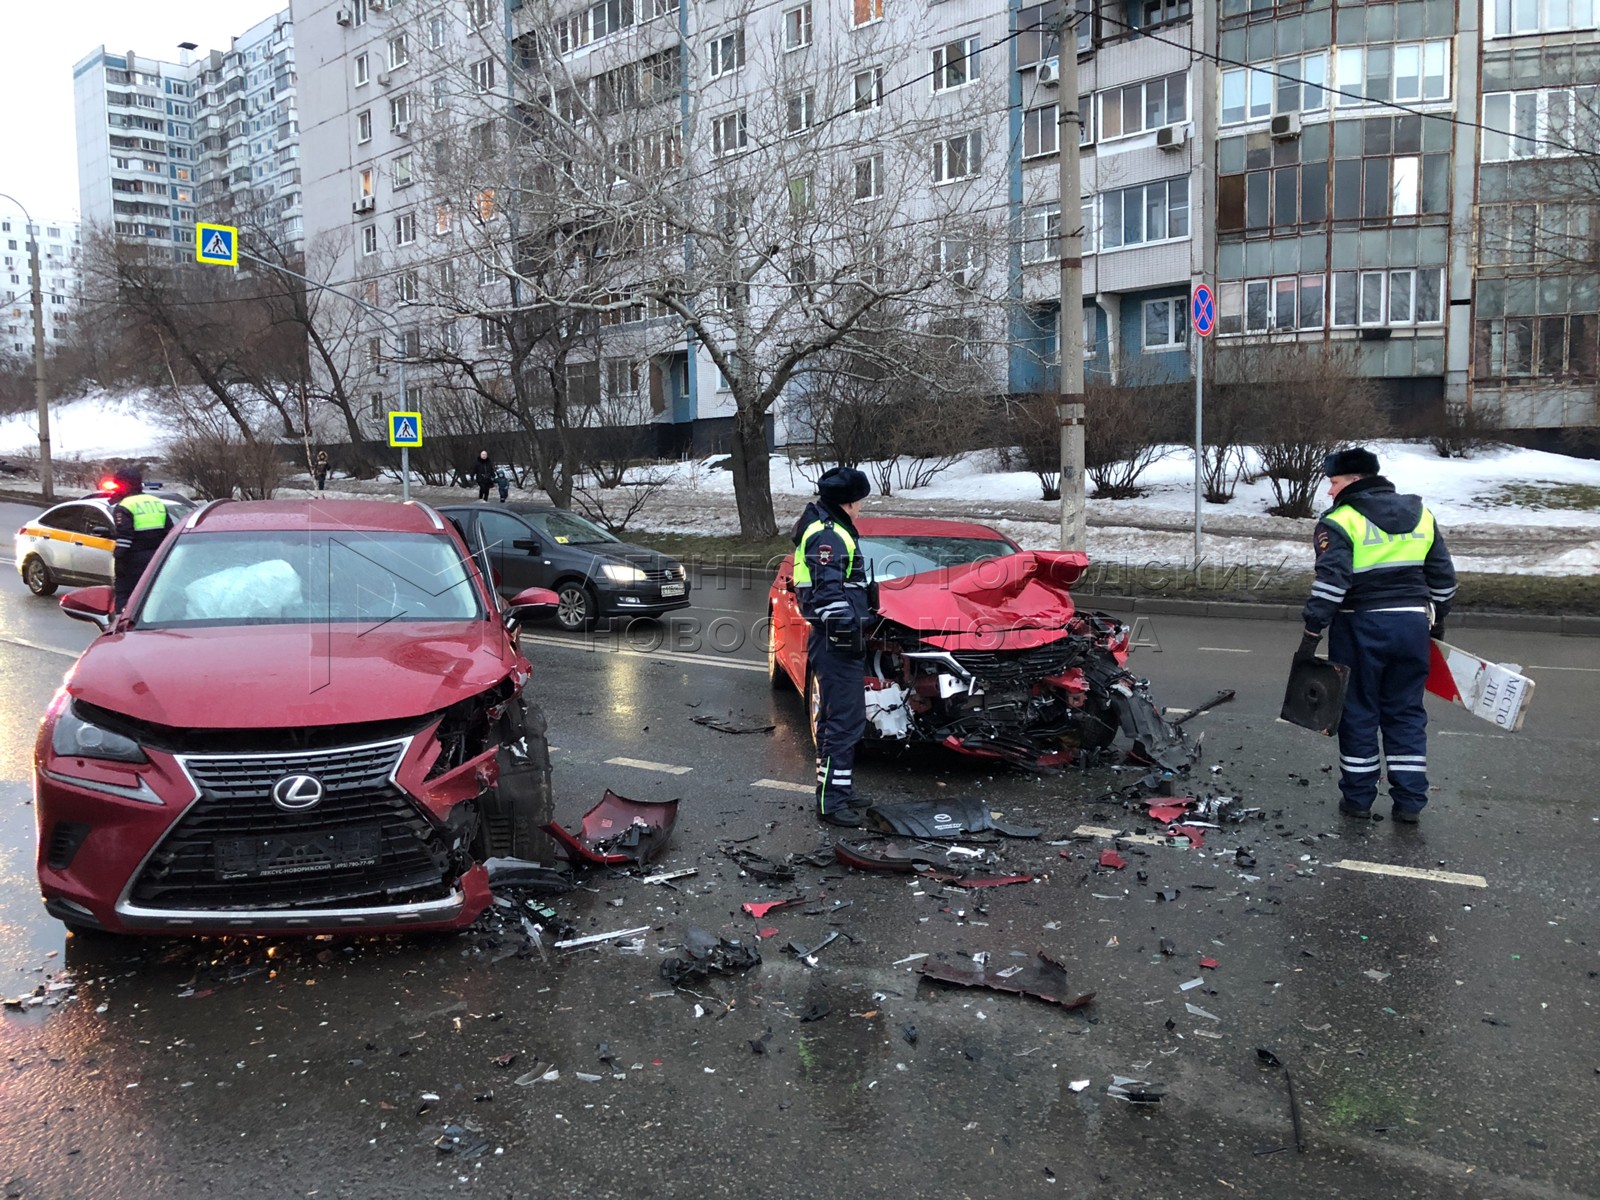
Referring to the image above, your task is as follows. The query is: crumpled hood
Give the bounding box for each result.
[67,621,515,730]
[1332,477,1424,535]
[875,551,1089,651]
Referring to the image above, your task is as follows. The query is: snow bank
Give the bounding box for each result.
[0,389,171,459]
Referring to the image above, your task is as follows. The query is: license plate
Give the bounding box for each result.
[661,582,686,597]
[214,828,382,881]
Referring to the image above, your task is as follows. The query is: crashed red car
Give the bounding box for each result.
[768,517,1194,771]
[35,499,558,937]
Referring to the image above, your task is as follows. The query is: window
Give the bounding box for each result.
[934,234,976,286]
[1023,104,1059,158]
[1021,202,1060,263]
[1487,0,1597,37]
[1017,1,1060,67]
[393,152,414,187]
[354,53,370,86]
[786,90,815,135]
[481,316,504,347]
[1482,86,1600,161]
[357,109,373,142]
[352,0,368,27]
[712,110,747,156]
[1477,313,1597,381]
[359,167,375,197]
[390,95,412,130]
[1219,53,1326,125]
[1140,0,1191,25]
[604,358,639,398]
[388,35,409,70]
[1327,267,1443,327]
[395,212,416,244]
[1139,297,1189,351]
[472,58,495,93]
[428,15,447,48]
[361,224,378,254]
[785,174,814,214]
[646,0,679,18]
[852,0,884,28]
[432,78,448,111]
[708,31,745,79]
[853,154,883,201]
[853,68,883,112]
[1334,41,1450,109]
[1099,72,1187,139]
[933,36,979,92]
[784,4,812,50]
[931,131,981,182]
[397,270,419,302]
[1100,177,1189,248]
[438,261,457,292]
[641,48,681,102]
[467,0,492,30]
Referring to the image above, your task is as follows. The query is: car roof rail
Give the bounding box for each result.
[406,499,444,530]
[184,498,235,530]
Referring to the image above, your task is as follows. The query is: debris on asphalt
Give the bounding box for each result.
[1185,1003,1220,1021]
[1069,1079,1091,1093]
[798,1003,831,1023]
[553,925,652,950]
[918,950,1095,1010]
[1107,1075,1166,1104]
[1156,888,1181,902]
[1098,849,1127,870]
[514,1066,559,1086]
[1364,969,1391,982]
[432,1123,492,1157]
[1256,1047,1307,1153]
[544,790,679,866]
[1199,957,1220,970]
[689,714,776,735]
[3,973,78,1011]
[945,873,1034,889]
[1179,977,1205,991]
[787,931,841,965]
[750,1028,774,1054]
[720,846,797,882]
[900,1022,919,1045]
[741,897,805,919]
[1171,689,1236,726]
[865,797,1042,839]
[483,858,575,892]
[659,926,762,986]
[639,868,698,885]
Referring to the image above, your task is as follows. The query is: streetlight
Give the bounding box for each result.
[0,192,54,501]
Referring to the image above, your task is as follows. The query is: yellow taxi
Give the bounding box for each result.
[16,492,195,596]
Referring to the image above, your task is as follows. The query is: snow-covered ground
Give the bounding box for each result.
[5,392,1598,574]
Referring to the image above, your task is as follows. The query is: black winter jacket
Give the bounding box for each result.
[1302,476,1457,633]
[790,500,872,631]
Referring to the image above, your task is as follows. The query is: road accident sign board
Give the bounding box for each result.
[388,411,423,448]
[195,223,238,267]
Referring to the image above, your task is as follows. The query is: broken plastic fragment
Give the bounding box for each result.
[798,1003,831,1023]
[660,927,762,986]
[1069,1079,1090,1093]
[1099,849,1127,870]
[750,1028,773,1055]
[1364,969,1391,982]
[543,790,680,866]
[1185,1003,1220,1022]
[1107,1075,1165,1104]
[900,1022,919,1045]
[1199,957,1219,970]
[1156,888,1181,902]
[1179,977,1205,991]
[741,897,804,919]
[918,950,1095,1011]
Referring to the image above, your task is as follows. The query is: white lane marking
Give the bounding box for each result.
[0,633,78,660]
[1526,665,1600,673]
[1334,859,1487,888]
[1197,647,1252,653]
[605,756,693,776]
[753,778,814,795]
[1072,824,1190,849]
[520,632,765,674]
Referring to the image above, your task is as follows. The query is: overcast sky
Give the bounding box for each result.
[0,0,279,222]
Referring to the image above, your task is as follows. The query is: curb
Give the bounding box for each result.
[1079,594,1595,637]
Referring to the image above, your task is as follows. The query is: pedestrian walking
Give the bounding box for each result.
[473,450,495,502]
[1298,447,1457,823]
[495,466,510,502]
[109,467,174,613]
[314,450,329,493]
[791,466,874,827]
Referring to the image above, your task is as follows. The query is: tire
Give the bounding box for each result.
[483,699,555,860]
[554,581,598,632]
[766,609,789,691]
[22,555,57,597]
[807,670,823,749]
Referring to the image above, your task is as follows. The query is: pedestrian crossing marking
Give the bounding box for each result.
[605,756,693,775]
[1334,859,1487,888]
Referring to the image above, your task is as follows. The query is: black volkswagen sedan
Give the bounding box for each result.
[440,504,689,631]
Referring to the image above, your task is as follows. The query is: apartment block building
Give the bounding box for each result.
[0,211,81,358]
[72,9,301,259]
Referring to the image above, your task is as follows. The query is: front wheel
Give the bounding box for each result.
[22,555,57,596]
[554,582,598,632]
[807,669,823,749]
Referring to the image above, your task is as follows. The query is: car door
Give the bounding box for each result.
[475,509,546,595]
[75,503,118,585]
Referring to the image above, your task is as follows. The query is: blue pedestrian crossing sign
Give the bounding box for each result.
[388,411,423,448]
[195,222,238,267]
[1191,284,1216,337]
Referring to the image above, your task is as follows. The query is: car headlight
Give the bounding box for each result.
[668,562,686,580]
[52,707,148,764]
[600,563,648,584]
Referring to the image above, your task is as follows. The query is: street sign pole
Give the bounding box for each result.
[401,445,410,502]
[1189,283,1216,566]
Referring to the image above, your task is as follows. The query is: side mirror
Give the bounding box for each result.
[61,586,116,632]
[505,586,559,626]
[512,537,542,554]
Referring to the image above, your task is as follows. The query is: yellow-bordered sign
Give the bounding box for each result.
[195,222,239,267]
[388,411,423,448]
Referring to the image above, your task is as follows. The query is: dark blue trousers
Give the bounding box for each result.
[808,626,865,814]
[1328,609,1431,814]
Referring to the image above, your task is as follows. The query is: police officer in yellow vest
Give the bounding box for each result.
[110,467,173,613]
[791,467,874,827]
[1298,448,1456,823]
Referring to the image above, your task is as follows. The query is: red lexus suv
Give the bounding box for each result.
[35,499,557,937]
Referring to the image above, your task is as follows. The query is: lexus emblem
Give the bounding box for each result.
[271,774,325,811]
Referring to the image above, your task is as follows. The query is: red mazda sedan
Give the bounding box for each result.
[35,499,556,937]
[768,516,1193,771]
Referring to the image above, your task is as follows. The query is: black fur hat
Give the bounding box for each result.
[817,466,871,506]
[1322,447,1380,477]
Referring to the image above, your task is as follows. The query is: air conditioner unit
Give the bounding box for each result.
[376,71,391,86]
[335,9,353,26]
[369,0,386,9]
[352,196,375,214]
[392,121,410,136]
[1270,111,1302,140]
[1155,124,1188,150]
[1035,58,1060,87]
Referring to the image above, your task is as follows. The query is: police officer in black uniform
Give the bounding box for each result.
[110,466,174,613]
[1299,447,1457,823]
[791,467,873,827]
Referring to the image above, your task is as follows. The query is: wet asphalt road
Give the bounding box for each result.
[1,498,1598,1199]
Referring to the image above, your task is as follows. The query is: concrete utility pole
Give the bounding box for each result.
[1,193,53,501]
[1054,18,1085,552]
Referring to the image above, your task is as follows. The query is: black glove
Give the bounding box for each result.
[1429,620,1445,642]
[825,622,866,656]
[1294,630,1322,665]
